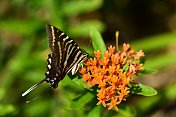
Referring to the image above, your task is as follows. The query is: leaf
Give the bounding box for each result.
[132,32,176,51]
[118,104,136,117]
[122,64,129,72]
[143,52,176,69]
[139,67,158,74]
[130,82,157,96]
[72,76,89,90]
[0,19,42,36]
[24,100,51,116]
[63,0,103,16]
[87,105,101,117]
[69,92,94,109]
[164,83,176,100]
[60,75,85,91]
[69,20,105,38]
[89,27,107,57]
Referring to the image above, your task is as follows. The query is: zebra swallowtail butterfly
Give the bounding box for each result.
[22,24,88,97]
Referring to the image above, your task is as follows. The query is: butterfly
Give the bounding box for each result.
[22,24,88,97]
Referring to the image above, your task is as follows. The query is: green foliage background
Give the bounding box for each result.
[0,0,176,117]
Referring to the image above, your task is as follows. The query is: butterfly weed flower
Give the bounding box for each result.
[79,44,144,111]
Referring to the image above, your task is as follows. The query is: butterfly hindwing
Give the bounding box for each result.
[45,53,62,88]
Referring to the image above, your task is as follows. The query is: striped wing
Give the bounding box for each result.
[21,24,88,97]
[46,24,88,75]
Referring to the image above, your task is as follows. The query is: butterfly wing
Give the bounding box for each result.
[45,24,62,71]
[22,24,88,96]
[46,24,88,76]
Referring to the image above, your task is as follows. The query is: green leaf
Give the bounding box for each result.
[60,75,85,91]
[69,20,105,38]
[0,19,42,36]
[63,0,102,16]
[164,83,176,100]
[81,46,94,57]
[89,27,107,57]
[143,52,176,69]
[132,32,176,51]
[130,82,157,96]
[122,64,129,72]
[87,105,101,117]
[72,76,89,89]
[24,100,51,117]
[118,105,135,117]
[139,67,158,74]
[69,92,94,109]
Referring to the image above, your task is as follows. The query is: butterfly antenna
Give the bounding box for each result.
[22,79,46,97]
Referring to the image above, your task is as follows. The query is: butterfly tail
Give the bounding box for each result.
[22,79,46,97]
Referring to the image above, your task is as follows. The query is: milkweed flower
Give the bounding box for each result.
[79,43,144,111]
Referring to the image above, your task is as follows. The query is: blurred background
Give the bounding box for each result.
[0,0,176,117]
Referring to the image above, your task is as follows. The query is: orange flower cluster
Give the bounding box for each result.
[79,44,144,111]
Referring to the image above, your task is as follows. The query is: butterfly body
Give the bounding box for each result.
[22,24,88,96]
